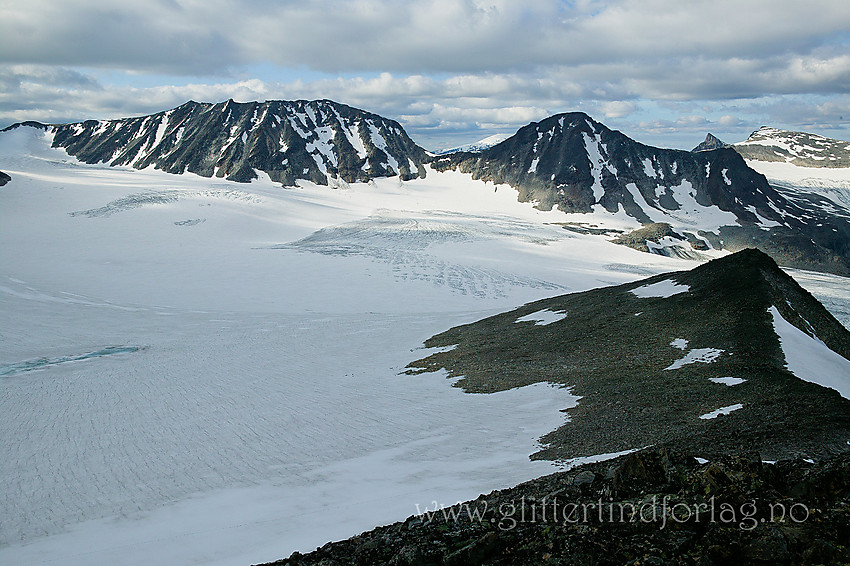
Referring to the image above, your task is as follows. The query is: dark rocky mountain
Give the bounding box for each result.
[2,100,429,186]
[407,249,850,461]
[0,170,10,186]
[431,113,768,219]
[432,113,850,275]
[263,448,850,566]
[734,126,850,168]
[5,103,850,274]
[692,132,729,152]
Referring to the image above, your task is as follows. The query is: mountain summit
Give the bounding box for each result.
[431,112,775,222]
[3,99,429,186]
[431,112,850,275]
[692,132,728,152]
[733,126,850,168]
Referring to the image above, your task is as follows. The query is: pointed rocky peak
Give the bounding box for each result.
[406,249,850,461]
[692,133,728,152]
[31,99,429,186]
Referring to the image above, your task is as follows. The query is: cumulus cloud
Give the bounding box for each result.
[600,101,636,118]
[3,0,849,75]
[0,0,848,149]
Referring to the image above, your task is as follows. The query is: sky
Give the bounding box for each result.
[1,0,849,152]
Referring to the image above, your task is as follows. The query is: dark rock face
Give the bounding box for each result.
[260,447,850,566]
[431,113,771,220]
[0,170,10,186]
[10,100,429,186]
[407,249,850,461]
[431,113,850,275]
[692,133,729,152]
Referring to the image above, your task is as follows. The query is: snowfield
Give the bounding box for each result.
[743,158,850,212]
[1,126,849,566]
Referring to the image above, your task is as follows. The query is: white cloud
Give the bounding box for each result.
[718,115,741,127]
[3,0,849,75]
[0,1,848,149]
[600,101,636,118]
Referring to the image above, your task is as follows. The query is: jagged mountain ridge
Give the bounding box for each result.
[407,249,850,461]
[734,126,850,168]
[2,99,429,186]
[5,102,850,274]
[431,112,850,275]
[432,113,782,223]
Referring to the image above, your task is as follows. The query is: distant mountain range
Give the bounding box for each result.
[4,101,850,275]
[437,133,512,154]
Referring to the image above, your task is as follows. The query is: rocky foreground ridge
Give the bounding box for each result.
[253,250,849,564]
[407,249,850,461]
[259,447,850,566]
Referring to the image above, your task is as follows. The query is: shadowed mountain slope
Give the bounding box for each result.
[407,249,850,462]
[2,100,429,186]
[431,113,850,275]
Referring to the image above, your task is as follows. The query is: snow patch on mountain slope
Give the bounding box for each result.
[769,306,850,399]
[710,377,747,386]
[630,279,690,298]
[699,404,743,420]
[515,309,568,325]
[583,132,613,203]
[665,348,724,370]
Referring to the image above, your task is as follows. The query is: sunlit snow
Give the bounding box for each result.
[515,309,568,325]
[709,376,747,386]
[699,403,744,420]
[630,279,690,298]
[769,306,850,399]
